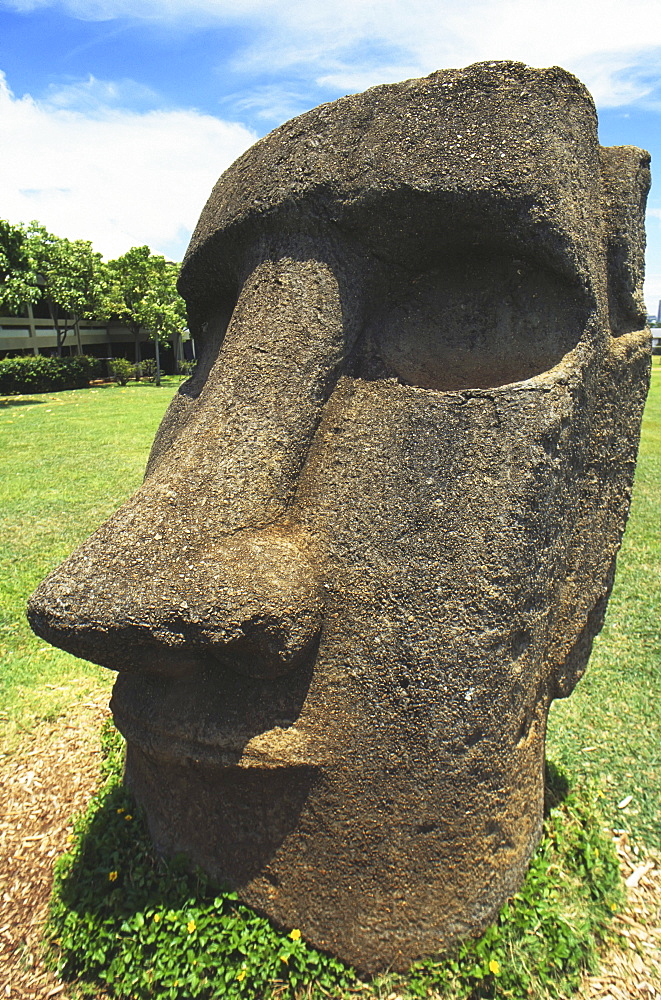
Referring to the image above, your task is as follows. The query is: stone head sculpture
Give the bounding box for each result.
[28,61,650,972]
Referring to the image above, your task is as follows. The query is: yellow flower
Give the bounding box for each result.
[279,955,289,964]
[489,959,501,976]
[236,969,247,982]
[108,871,118,882]
[187,920,196,934]
[289,928,301,941]
[116,807,125,814]
[124,814,133,821]
[153,913,161,923]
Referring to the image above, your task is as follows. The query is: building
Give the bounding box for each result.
[0,300,189,373]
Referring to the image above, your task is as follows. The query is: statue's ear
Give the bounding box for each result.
[600,145,651,335]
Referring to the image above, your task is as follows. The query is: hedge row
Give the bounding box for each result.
[0,355,104,395]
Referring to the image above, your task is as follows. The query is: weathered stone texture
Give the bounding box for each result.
[28,61,651,972]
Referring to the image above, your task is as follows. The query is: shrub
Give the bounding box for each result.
[0,354,102,394]
[109,357,136,385]
[139,358,157,381]
[46,727,623,1000]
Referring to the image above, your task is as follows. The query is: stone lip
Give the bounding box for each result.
[109,654,319,767]
[124,737,546,975]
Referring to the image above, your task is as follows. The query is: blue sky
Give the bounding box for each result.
[1,0,661,314]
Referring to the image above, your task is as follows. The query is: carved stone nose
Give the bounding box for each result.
[27,521,323,679]
[28,251,344,681]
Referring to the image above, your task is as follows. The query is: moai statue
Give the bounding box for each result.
[28,62,650,972]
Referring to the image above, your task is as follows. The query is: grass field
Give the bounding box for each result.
[0,379,179,737]
[547,363,661,848]
[1,367,659,848]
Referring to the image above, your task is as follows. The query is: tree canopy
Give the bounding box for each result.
[103,246,186,366]
[0,219,40,315]
[25,223,108,355]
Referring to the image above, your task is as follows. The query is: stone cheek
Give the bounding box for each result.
[27,60,651,972]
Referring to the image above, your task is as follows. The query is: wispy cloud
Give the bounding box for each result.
[0,0,265,25]
[43,74,160,112]
[230,0,661,112]
[0,71,256,259]
[218,83,315,123]
[569,52,661,109]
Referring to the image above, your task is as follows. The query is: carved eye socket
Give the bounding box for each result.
[365,254,588,391]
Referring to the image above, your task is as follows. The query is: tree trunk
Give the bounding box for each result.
[57,320,72,355]
[133,325,142,366]
[74,316,83,355]
[154,334,161,386]
[48,301,66,357]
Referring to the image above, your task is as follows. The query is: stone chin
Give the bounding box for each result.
[27,60,651,973]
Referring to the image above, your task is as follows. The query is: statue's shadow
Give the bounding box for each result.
[56,781,221,920]
[543,760,570,816]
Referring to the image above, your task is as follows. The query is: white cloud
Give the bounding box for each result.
[0,71,256,260]
[235,0,661,111]
[9,0,661,110]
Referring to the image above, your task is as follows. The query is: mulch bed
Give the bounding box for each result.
[0,706,659,1000]
[580,837,661,1000]
[0,699,109,999]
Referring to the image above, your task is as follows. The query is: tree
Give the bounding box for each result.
[25,223,107,356]
[103,246,157,366]
[143,260,187,385]
[0,219,40,315]
[2,224,187,373]
[104,247,186,383]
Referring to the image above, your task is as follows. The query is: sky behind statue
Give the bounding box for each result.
[1,0,660,314]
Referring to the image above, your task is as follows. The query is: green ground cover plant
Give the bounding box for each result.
[46,722,622,1000]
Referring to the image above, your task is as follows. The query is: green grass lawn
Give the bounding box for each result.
[1,368,659,849]
[546,363,661,848]
[0,378,182,738]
